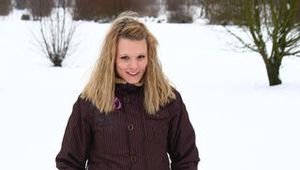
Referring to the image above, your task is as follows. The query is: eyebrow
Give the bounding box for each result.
[119,53,146,57]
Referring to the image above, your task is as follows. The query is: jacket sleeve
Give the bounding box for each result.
[167,92,200,170]
[56,97,92,170]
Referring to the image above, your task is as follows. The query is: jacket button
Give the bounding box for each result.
[128,124,134,131]
[123,96,129,103]
[130,155,137,162]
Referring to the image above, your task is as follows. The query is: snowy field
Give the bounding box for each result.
[1,11,300,170]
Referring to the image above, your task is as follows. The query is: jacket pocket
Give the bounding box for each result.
[145,110,169,150]
[92,111,127,154]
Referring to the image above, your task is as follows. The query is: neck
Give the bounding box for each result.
[115,77,144,87]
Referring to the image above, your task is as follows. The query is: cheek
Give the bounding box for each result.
[142,59,148,70]
[115,66,121,76]
[115,61,124,75]
[116,60,126,70]
[142,63,148,70]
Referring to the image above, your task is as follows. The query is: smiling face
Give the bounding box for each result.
[115,38,148,84]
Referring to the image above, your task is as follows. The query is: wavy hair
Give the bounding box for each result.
[81,11,175,114]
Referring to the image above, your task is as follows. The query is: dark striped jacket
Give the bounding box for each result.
[56,83,199,170]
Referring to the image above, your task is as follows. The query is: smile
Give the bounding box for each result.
[127,71,139,76]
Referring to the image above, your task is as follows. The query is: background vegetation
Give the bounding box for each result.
[1,0,300,86]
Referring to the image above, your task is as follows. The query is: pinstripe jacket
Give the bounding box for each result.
[56,83,199,170]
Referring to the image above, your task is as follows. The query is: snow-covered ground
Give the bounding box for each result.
[1,10,300,170]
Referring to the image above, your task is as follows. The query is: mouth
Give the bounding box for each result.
[126,71,139,76]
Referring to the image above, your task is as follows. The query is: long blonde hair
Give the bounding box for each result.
[81,11,175,114]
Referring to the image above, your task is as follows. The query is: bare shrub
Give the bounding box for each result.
[21,14,31,20]
[39,0,77,66]
[165,0,195,23]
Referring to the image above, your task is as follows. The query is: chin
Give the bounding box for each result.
[128,81,139,84]
[126,79,140,84]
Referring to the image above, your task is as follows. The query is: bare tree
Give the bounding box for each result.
[73,0,160,21]
[165,0,195,23]
[199,0,246,25]
[226,0,300,86]
[28,0,54,20]
[0,0,12,16]
[15,0,29,10]
[39,0,76,66]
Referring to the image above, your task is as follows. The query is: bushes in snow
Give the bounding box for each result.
[0,0,12,16]
[73,0,160,22]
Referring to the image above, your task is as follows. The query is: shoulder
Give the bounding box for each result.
[160,88,185,116]
[74,95,91,109]
[71,95,95,120]
[170,88,184,106]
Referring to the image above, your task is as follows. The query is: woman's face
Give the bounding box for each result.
[115,38,148,84]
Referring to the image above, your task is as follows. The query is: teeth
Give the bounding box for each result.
[128,72,138,75]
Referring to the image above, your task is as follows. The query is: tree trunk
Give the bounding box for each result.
[52,55,63,67]
[265,60,282,86]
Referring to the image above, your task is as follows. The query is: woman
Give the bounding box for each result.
[56,11,200,170]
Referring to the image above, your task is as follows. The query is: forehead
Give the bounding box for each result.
[117,38,147,53]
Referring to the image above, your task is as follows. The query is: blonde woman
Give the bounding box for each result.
[56,12,199,170]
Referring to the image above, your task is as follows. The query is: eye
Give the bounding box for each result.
[120,55,129,60]
[137,55,145,59]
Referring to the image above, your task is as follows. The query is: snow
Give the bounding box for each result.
[1,10,300,170]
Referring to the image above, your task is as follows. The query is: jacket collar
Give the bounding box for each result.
[115,78,144,94]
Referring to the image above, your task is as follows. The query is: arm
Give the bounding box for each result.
[56,97,92,170]
[167,92,200,170]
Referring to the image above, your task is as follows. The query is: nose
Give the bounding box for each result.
[129,59,138,69]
